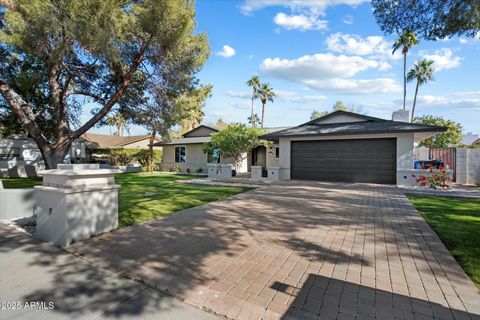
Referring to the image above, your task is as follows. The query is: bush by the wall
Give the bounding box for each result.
[91,148,162,166]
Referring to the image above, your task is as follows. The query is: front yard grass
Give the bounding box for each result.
[1,176,43,188]
[115,173,248,227]
[2,173,248,228]
[408,195,480,289]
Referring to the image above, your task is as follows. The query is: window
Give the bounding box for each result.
[207,148,221,163]
[275,146,280,159]
[175,146,186,163]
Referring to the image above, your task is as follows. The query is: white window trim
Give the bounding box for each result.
[174,145,186,163]
[275,146,280,159]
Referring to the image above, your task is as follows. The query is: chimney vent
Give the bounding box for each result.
[392,109,409,122]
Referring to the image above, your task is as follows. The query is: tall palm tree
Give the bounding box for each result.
[107,112,127,136]
[407,59,435,122]
[393,30,420,111]
[256,82,275,128]
[246,75,260,127]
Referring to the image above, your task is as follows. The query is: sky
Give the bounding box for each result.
[90,0,480,135]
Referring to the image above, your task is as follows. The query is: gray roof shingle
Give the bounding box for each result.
[260,120,447,140]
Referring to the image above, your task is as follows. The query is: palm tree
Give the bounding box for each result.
[393,30,420,111]
[107,112,127,136]
[246,75,260,127]
[256,82,275,128]
[407,59,435,122]
[247,113,260,128]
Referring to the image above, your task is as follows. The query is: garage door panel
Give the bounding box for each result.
[291,138,396,184]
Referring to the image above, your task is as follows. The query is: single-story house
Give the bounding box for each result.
[153,125,288,174]
[79,133,158,149]
[260,110,447,185]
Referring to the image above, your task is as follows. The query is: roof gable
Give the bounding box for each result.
[183,125,218,138]
[80,133,156,148]
[300,111,385,126]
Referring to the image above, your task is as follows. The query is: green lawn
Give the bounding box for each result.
[408,195,480,289]
[1,176,43,188]
[1,173,248,227]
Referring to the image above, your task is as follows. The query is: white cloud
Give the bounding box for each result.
[226,90,251,99]
[459,38,468,44]
[304,78,401,94]
[260,53,401,94]
[326,33,401,60]
[275,90,327,103]
[240,0,368,15]
[415,92,480,107]
[261,54,386,79]
[216,45,236,58]
[273,12,327,31]
[230,102,251,110]
[420,48,461,71]
[227,89,327,104]
[342,15,354,25]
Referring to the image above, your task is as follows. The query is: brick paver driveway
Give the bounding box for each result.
[69,182,480,320]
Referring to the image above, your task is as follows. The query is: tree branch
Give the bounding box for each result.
[70,35,153,140]
[0,78,49,148]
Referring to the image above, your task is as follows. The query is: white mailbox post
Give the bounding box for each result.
[35,165,121,247]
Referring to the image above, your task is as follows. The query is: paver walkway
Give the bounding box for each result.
[68,182,480,320]
[0,223,217,320]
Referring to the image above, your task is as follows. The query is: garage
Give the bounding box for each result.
[291,138,397,184]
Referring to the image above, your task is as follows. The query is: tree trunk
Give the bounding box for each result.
[147,131,156,172]
[261,101,265,128]
[403,52,407,110]
[250,96,255,128]
[411,79,420,122]
[40,143,71,169]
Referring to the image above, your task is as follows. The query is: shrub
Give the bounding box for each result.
[412,165,451,189]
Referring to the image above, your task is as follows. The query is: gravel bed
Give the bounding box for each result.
[4,215,37,236]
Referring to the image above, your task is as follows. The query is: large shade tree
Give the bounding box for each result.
[407,59,435,122]
[392,30,419,111]
[372,0,480,40]
[0,0,209,168]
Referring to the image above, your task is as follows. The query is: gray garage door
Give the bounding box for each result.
[291,138,396,184]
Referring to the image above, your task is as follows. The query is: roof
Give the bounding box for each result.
[80,133,155,148]
[182,125,219,137]
[152,136,212,146]
[260,111,447,140]
[299,110,383,126]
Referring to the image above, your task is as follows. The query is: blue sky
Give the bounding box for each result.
[91,0,480,135]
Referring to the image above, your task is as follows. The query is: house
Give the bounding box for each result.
[260,110,447,185]
[79,133,157,149]
[154,125,288,174]
[70,133,160,163]
[461,132,479,146]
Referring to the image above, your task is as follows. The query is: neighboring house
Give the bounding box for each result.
[461,132,479,146]
[0,135,43,177]
[154,125,288,174]
[79,133,157,149]
[260,110,447,185]
[70,133,160,163]
[473,138,480,146]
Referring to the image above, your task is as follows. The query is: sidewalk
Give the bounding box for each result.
[0,223,216,320]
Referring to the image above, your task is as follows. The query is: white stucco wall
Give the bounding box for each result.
[277,133,415,183]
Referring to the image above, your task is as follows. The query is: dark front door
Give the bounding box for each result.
[291,138,396,184]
